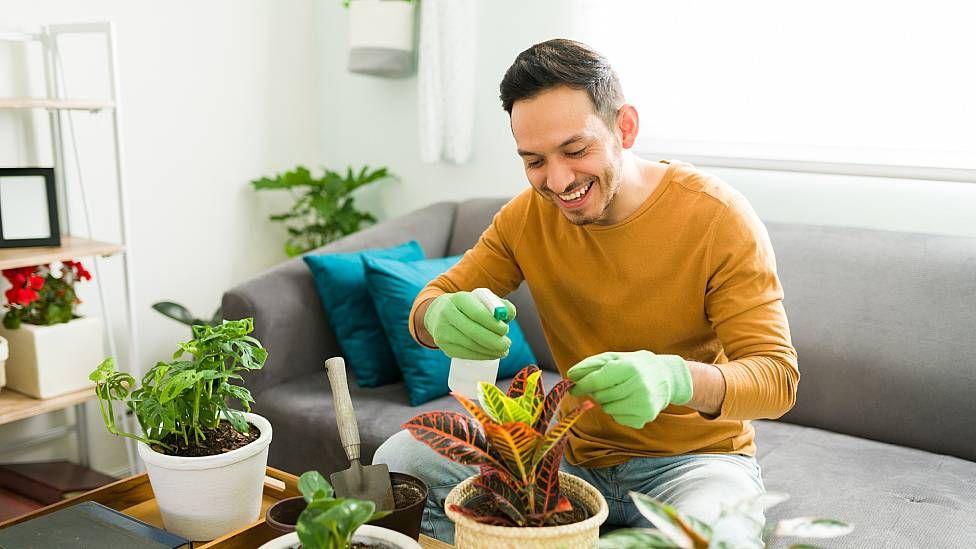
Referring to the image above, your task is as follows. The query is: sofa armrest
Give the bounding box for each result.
[222,201,458,397]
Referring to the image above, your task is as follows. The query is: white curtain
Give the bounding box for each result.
[417,0,477,164]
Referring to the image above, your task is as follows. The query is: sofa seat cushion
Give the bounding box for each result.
[254,368,565,477]
[755,420,976,547]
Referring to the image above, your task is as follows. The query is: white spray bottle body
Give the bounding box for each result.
[447,288,508,398]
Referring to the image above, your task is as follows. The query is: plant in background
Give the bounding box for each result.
[295,471,390,549]
[404,365,593,527]
[1,260,92,329]
[251,165,393,257]
[152,301,222,329]
[89,318,267,450]
[599,491,853,549]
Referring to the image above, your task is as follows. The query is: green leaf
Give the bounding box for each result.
[152,301,195,325]
[89,357,117,383]
[477,382,532,424]
[629,492,697,549]
[599,529,680,548]
[158,370,202,404]
[775,517,854,539]
[298,471,334,503]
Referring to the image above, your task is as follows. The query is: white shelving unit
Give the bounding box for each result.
[0,22,140,475]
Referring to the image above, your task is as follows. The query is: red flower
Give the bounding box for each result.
[64,260,92,281]
[4,287,39,307]
[28,275,44,291]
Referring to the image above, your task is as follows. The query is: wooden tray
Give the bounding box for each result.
[0,466,300,548]
[0,466,452,548]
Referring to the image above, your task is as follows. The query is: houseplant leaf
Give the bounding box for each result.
[506,364,541,397]
[536,400,593,465]
[403,411,503,470]
[630,491,707,549]
[775,517,853,538]
[482,421,540,482]
[298,470,334,503]
[599,528,679,548]
[533,378,574,433]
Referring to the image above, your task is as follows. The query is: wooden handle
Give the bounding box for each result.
[325,357,360,462]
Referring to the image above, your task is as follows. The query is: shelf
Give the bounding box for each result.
[0,236,124,270]
[0,98,114,112]
[0,387,95,426]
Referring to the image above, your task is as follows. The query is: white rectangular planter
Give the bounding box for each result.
[0,336,7,391]
[0,316,103,398]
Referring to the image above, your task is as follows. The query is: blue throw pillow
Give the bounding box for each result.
[363,255,537,406]
[303,241,424,387]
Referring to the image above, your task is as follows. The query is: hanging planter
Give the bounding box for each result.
[347,0,416,77]
[0,261,101,398]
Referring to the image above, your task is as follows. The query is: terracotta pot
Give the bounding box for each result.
[444,472,609,549]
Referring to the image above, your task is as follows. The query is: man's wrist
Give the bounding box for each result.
[414,297,438,349]
[683,360,726,417]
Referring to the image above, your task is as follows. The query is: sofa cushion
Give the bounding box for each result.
[363,254,537,405]
[302,240,424,387]
[254,368,565,478]
[754,420,976,547]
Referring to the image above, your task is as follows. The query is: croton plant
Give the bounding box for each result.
[404,365,593,527]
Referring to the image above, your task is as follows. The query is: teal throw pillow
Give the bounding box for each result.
[363,255,537,406]
[303,241,424,387]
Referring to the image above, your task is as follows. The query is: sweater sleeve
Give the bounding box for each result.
[704,195,800,420]
[408,194,529,346]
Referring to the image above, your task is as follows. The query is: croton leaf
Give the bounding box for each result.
[532,378,574,434]
[447,503,515,526]
[533,434,568,517]
[478,382,533,424]
[473,469,528,525]
[536,400,593,466]
[482,421,541,482]
[507,365,542,398]
[451,391,497,428]
[630,491,706,549]
[403,412,503,470]
[516,370,544,424]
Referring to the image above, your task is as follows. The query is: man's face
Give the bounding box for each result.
[511,86,622,225]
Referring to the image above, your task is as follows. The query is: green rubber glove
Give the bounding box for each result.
[567,350,693,429]
[423,292,517,360]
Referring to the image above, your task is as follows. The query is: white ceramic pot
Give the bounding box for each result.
[347,0,415,77]
[258,525,422,549]
[0,335,8,391]
[0,316,102,398]
[138,412,272,541]
[445,472,609,549]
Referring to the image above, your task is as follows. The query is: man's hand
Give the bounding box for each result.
[423,292,517,360]
[567,350,693,429]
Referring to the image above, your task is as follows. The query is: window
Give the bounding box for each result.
[574,1,976,170]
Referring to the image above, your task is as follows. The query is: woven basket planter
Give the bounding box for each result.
[445,472,608,549]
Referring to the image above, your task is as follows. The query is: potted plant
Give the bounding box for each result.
[403,365,609,548]
[0,261,102,398]
[90,318,272,541]
[251,165,392,257]
[344,0,416,78]
[599,491,853,549]
[260,471,421,549]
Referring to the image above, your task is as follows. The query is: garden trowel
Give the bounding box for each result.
[324,356,395,511]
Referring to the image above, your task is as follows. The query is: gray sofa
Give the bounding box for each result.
[223,199,976,547]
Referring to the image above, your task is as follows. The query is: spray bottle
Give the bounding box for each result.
[447,288,510,398]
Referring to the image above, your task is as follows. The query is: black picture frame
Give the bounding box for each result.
[0,167,61,249]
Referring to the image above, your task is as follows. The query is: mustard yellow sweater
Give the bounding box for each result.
[409,161,799,467]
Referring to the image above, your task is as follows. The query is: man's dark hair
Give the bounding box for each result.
[499,39,624,128]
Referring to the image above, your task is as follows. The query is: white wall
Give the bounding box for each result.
[317,0,976,238]
[0,0,317,475]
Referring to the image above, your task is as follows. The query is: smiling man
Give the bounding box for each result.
[375,39,799,544]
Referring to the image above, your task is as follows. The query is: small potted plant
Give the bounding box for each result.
[90,318,272,541]
[251,165,392,257]
[403,365,609,548]
[0,261,101,398]
[260,471,421,549]
[599,491,853,549]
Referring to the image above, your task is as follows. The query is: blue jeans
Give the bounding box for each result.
[374,430,766,545]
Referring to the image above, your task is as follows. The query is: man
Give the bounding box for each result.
[375,39,798,544]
